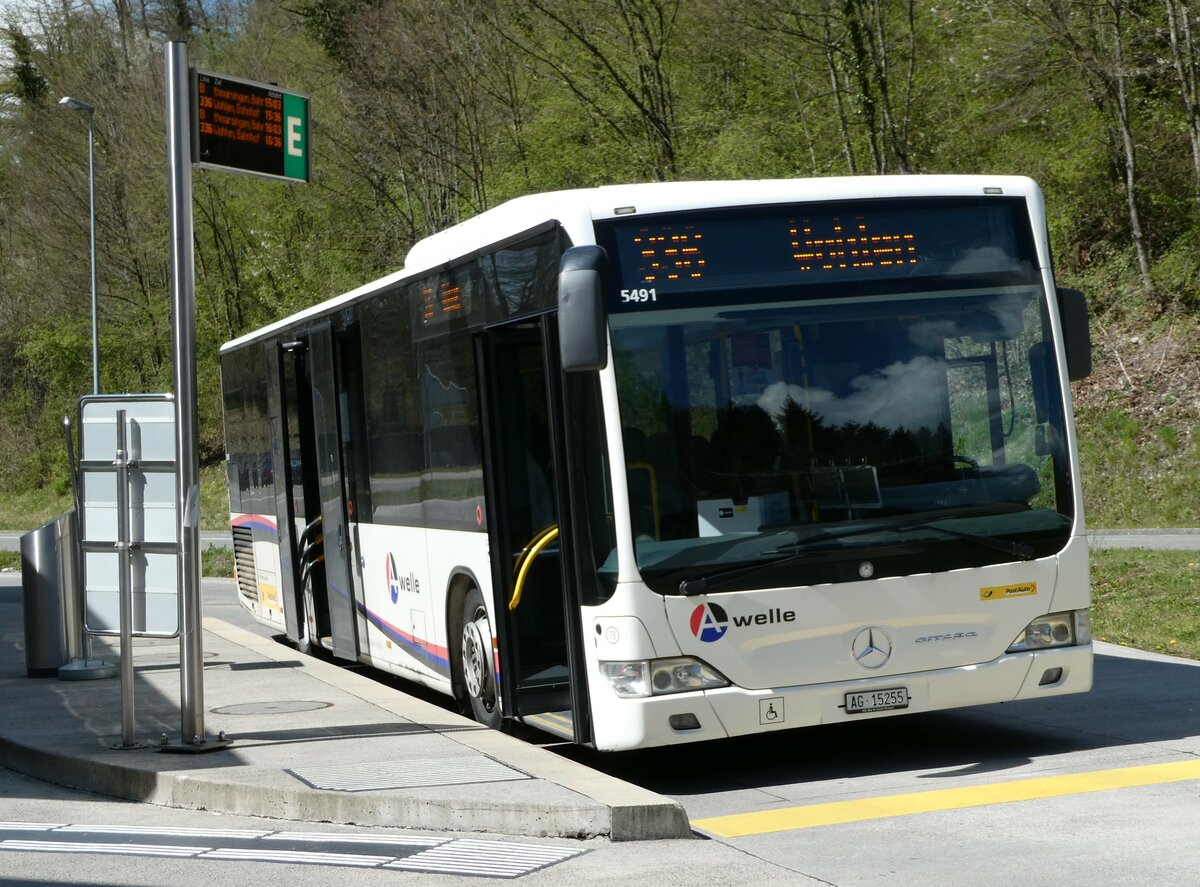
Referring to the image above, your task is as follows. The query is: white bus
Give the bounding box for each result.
[220,175,1094,751]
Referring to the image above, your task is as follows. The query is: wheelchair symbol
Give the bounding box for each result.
[759,697,784,725]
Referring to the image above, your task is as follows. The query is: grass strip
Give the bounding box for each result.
[1090,548,1200,660]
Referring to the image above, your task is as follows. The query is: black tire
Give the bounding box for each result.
[458,587,502,729]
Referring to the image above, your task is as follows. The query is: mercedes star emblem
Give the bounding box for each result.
[852,626,893,669]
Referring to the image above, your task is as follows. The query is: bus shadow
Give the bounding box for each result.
[563,648,1200,796]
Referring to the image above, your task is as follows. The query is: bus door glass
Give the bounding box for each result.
[276,339,321,648]
[332,319,371,646]
[267,341,302,645]
[480,319,586,741]
[274,326,357,657]
[306,325,360,662]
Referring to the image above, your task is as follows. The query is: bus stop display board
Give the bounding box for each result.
[191,69,310,183]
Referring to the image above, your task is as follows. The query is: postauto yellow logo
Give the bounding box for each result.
[980,582,1038,601]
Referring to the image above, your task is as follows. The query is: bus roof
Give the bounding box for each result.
[220,175,1039,354]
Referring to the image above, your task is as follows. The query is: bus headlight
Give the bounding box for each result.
[1007,609,1091,653]
[600,657,729,698]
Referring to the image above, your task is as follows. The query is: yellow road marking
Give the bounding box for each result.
[693,759,1200,838]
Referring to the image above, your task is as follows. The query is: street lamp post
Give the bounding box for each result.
[58,96,99,395]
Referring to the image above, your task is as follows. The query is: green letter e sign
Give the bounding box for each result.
[283,93,310,183]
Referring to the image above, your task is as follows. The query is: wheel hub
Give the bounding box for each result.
[462,615,491,699]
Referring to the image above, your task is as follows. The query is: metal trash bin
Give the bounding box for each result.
[20,512,78,677]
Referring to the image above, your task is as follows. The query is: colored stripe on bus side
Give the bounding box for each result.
[359,604,452,676]
[229,515,457,679]
[231,513,279,532]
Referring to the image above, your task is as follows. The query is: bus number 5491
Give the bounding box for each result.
[621,288,657,303]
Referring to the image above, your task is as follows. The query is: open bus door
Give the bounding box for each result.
[478,318,593,744]
[271,326,360,662]
[266,340,303,647]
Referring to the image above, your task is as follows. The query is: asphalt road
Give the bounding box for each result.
[1087,527,1200,549]
[561,640,1200,886]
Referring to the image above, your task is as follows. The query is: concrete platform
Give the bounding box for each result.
[0,575,690,841]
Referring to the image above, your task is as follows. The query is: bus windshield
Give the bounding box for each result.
[596,198,1074,594]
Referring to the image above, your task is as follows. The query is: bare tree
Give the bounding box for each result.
[301,0,504,242]
[501,0,683,181]
[747,0,918,175]
[1015,0,1154,297]
[1164,0,1200,202]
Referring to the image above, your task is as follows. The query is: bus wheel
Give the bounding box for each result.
[459,587,501,729]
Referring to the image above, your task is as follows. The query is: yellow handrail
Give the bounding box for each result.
[509,525,559,610]
[512,523,559,577]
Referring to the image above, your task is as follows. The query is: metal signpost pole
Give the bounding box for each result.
[165,41,222,752]
[86,108,98,394]
[113,409,139,749]
[160,44,308,752]
[57,96,99,393]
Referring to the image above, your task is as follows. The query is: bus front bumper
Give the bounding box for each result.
[590,645,1092,751]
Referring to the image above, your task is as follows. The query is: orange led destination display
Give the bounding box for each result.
[420,278,466,325]
[790,217,918,272]
[604,197,1038,312]
[630,226,708,285]
[625,218,921,290]
[191,70,310,183]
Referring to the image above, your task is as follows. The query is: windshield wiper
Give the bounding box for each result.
[677,518,1034,596]
[896,519,1035,562]
[677,522,899,596]
[679,549,811,596]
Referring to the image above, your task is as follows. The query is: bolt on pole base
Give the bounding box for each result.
[158,730,233,755]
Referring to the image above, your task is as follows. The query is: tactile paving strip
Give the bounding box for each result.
[0,822,586,878]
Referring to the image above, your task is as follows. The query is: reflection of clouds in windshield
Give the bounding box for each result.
[987,300,1028,339]
[947,246,1015,274]
[907,298,1028,350]
[907,319,960,350]
[758,381,808,416]
[758,356,947,433]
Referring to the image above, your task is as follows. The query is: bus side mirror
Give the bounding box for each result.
[1057,287,1092,381]
[558,245,609,372]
